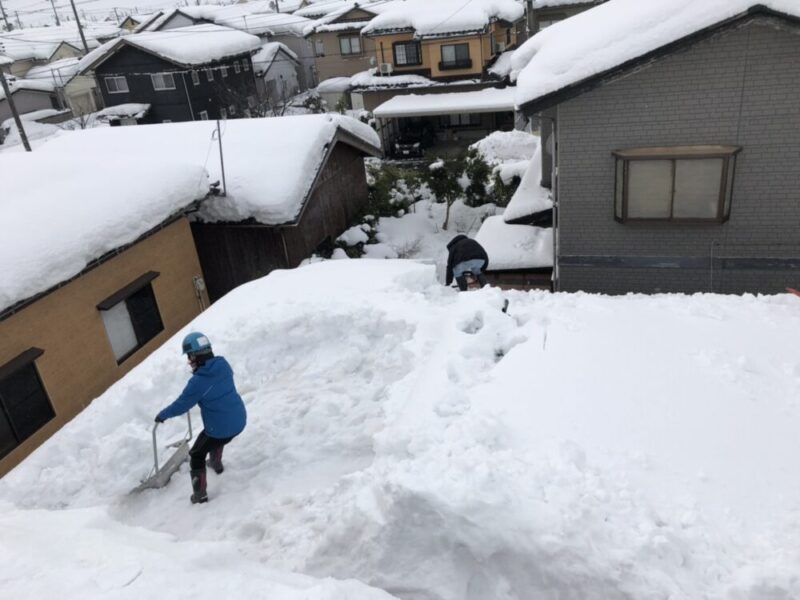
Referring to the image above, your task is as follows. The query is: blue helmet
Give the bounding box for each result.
[182,332,212,355]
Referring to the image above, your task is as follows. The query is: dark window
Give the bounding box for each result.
[393,41,422,66]
[0,349,55,460]
[506,27,511,45]
[105,76,129,94]
[98,273,164,364]
[613,145,741,222]
[439,113,481,127]
[440,43,471,70]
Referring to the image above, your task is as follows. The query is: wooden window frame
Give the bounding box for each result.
[613,145,741,224]
[97,272,164,365]
[392,41,422,66]
[0,348,55,460]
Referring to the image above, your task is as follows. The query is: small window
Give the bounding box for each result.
[505,27,511,45]
[229,104,236,116]
[151,72,176,91]
[314,39,325,57]
[613,145,741,222]
[191,70,200,85]
[206,68,214,82]
[393,41,421,66]
[0,349,55,460]
[198,110,209,120]
[233,60,241,74]
[339,35,362,56]
[220,107,227,119]
[243,60,250,72]
[439,43,471,70]
[105,76,129,94]
[98,272,164,364]
[220,65,228,78]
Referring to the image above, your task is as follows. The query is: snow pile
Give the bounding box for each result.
[476,215,552,269]
[317,76,352,93]
[0,152,208,312]
[0,118,62,148]
[39,115,381,225]
[470,129,538,184]
[362,0,523,37]
[487,50,514,78]
[95,103,150,119]
[511,0,800,107]
[350,69,438,89]
[2,260,800,599]
[503,142,553,221]
[373,87,516,118]
[23,57,82,84]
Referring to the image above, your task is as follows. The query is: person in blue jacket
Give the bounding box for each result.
[155,332,246,504]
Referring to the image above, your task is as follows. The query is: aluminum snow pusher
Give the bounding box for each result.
[132,413,193,493]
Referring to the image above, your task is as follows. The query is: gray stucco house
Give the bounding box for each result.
[514,2,800,295]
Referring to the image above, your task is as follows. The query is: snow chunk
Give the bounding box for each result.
[476,215,553,268]
[317,76,352,93]
[503,142,553,222]
[338,225,370,246]
[470,130,538,165]
[95,103,150,120]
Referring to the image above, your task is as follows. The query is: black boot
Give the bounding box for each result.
[207,446,224,474]
[455,274,468,291]
[476,271,489,288]
[190,468,208,504]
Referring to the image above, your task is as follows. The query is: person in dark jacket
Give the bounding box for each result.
[445,234,490,291]
[156,332,246,504]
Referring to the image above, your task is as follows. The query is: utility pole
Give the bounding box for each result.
[15,10,22,29]
[68,0,90,53]
[0,69,32,151]
[49,0,61,26]
[0,0,12,31]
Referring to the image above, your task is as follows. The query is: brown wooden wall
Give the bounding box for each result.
[0,218,208,477]
[192,143,371,302]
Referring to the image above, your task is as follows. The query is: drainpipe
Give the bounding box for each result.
[182,72,195,120]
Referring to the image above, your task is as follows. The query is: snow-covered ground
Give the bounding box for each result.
[2,260,800,599]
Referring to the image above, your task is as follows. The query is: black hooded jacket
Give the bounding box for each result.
[445,235,489,285]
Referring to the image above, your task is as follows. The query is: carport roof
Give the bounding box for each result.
[373,87,516,118]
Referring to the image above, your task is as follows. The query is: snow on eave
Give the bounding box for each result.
[513,2,800,113]
[373,87,516,118]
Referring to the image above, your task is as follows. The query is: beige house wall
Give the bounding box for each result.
[49,43,83,62]
[64,74,99,115]
[313,30,376,80]
[0,217,208,477]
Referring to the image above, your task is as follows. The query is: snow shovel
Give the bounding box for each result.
[132,412,193,493]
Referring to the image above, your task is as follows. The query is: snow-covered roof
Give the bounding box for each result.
[512,0,800,110]
[487,50,514,79]
[24,57,82,85]
[253,42,298,75]
[362,0,524,37]
[476,215,553,269]
[0,23,119,60]
[82,24,262,69]
[295,0,358,19]
[217,12,312,36]
[39,115,382,226]
[0,152,208,314]
[374,86,516,117]
[304,1,394,35]
[0,78,55,102]
[317,76,352,92]
[96,103,151,120]
[351,69,435,89]
[0,54,12,66]
[532,0,604,8]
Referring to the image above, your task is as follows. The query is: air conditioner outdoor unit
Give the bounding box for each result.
[378,62,394,75]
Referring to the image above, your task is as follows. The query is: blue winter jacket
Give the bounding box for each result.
[157,357,246,439]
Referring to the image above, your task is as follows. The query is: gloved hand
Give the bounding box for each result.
[154,414,165,424]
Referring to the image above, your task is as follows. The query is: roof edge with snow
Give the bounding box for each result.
[517,4,800,113]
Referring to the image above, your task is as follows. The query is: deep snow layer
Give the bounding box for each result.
[2,260,800,599]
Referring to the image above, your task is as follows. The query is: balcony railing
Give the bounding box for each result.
[438,59,472,71]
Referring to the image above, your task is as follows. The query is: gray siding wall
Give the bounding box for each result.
[555,18,800,294]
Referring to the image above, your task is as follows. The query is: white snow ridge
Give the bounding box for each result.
[2,260,800,599]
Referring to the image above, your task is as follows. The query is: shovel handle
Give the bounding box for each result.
[151,412,193,477]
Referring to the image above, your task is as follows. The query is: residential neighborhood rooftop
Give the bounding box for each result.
[0,77,55,101]
[0,151,208,314]
[511,0,800,109]
[80,24,263,70]
[39,115,382,226]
